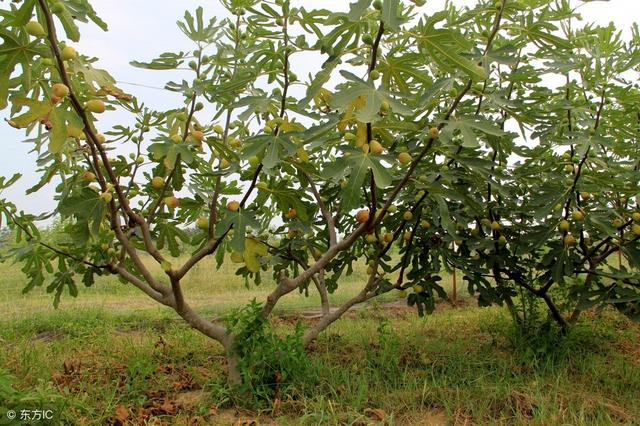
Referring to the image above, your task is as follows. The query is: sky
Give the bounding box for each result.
[0,0,638,220]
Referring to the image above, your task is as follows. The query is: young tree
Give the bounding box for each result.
[1,0,638,386]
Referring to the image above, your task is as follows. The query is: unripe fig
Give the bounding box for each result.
[369,139,383,154]
[25,21,46,38]
[191,130,205,142]
[564,234,576,247]
[61,46,77,60]
[572,210,584,221]
[365,233,378,244]
[362,34,374,45]
[196,217,209,230]
[373,0,383,10]
[413,284,424,294]
[85,99,106,114]
[164,196,179,209]
[248,156,261,167]
[387,204,397,213]
[559,220,570,232]
[490,221,501,232]
[52,83,69,98]
[100,192,113,203]
[632,224,640,237]
[398,152,412,165]
[82,171,96,182]
[421,220,431,230]
[151,177,164,189]
[370,70,380,80]
[613,218,624,229]
[344,132,356,141]
[403,211,413,221]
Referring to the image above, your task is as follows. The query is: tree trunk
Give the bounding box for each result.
[226,352,242,387]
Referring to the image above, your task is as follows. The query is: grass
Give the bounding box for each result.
[1,256,639,425]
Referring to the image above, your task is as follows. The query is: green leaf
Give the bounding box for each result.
[131,52,186,70]
[7,98,52,128]
[58,188,107,244]
[157,222,190,257]
[331,71,412,123]
[418,29,486,81]
[381,0,401,31]
[244,237,269,273]
[0,29,47,109]
[348,0,372,21]
[340,149,393,209]
[60,0,108,31]
[48,107,68,153]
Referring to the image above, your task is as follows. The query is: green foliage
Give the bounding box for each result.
[226,301,312,405]
[0,0,639,385]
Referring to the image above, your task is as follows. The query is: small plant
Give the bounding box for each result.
[226,301,312,405]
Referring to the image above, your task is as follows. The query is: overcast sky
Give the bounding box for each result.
[0,0,638,219]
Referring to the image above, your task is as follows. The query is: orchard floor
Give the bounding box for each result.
[1,259,639,425]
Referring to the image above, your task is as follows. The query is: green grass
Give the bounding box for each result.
[0,257,639,425]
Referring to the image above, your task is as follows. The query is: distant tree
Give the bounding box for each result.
[0,0,638,386]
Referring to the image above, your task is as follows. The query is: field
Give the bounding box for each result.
[1,256,639,425]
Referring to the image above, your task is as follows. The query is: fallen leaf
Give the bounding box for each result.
[115,405,129,422]
[366,408,387,421]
